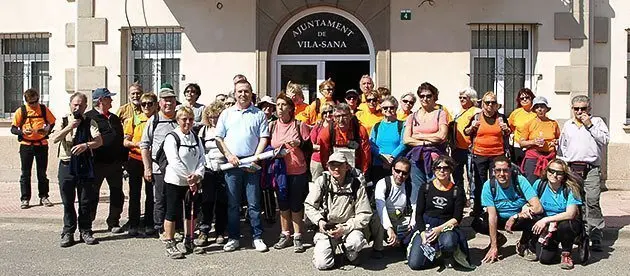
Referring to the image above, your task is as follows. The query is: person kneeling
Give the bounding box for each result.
[407,156,473,270]
[304,153,372,270]
[471,156,543,263]
[532,159,584,270]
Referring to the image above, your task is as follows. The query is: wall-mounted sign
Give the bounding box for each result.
[401,9,411,20]
[278,12,369,55]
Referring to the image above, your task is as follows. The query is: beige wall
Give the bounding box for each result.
[604,0,629,142]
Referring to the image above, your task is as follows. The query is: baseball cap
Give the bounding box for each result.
[92,88,116,100]
[159,87,177,98]
[328,152,348,164]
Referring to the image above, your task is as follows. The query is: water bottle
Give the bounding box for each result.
[423,224,432,244]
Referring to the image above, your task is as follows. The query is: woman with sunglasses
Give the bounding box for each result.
[123,92,158,236]
[518,96,560,184]
[464,91,511,217]
[397,92,416,121]
[508,88,537,165]
[309,102,336,181]
[194,101,228,247]
[345,89,362,114]
[296,79,336,126]
[355,90,384,135]
[450,87,480,207]
[403,82,448,227]
[407,156,471,270]
[531,159,583,270]
[177,83,206,132]
[223,96,236,108]
[369,96,407,183]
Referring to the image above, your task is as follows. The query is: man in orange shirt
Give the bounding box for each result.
[317,103,370,174]
[11,89,56,209]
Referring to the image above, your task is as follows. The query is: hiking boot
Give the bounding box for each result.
[20,200,29,209]
[174,232,184,242]
[293,236,305,253]
[79,231,98,245]
[194,232,208,247]
[165,240,184,259]
[560,252,574,270]
[40,197,53,207]
[523,248,538,261]
[273,234,292,249]
[159,231,169,244]
[60,233,74,248]
[253,239,269,252]
[591,240,603,252]
[215,235,227,245]
[223,239,240,252]
[128,227,139,237]
[109,225,124,234]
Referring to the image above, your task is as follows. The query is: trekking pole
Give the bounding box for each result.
[190,189,195,242]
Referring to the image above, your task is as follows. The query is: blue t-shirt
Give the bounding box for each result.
[532,180,582,216]
[369,120,406,166]
[215,104,269,157]
[481,175,537,219]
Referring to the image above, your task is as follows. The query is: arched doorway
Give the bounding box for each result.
[271,7,375,103]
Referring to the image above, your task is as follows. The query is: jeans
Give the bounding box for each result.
[224,168,263,240]
[153,173,167,231]
[583,167,604,242]
[451,147,472,197]
[19,144,49,201]
[410,160,432,208]
[471,155,501,215]
[126,158,154,228]
[58,161,95,234]
[538,219,583,264]
[407,230,459,270]
[199,170,228,235]
[91,161,125,227]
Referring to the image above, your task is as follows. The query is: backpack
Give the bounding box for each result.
[469,112,511,159]
[489,164,525,200]
[17,104,50,142]
[373,120,404,141]
[154,131,201,174]
[320,171,363,219]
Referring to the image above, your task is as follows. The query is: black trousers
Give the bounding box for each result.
[471,155,502,215]
[198,170,227,235]
[91,161,124,227]
[538,219,583,264]
[58,161,95,234]
[451,147,470,189]
[471,212,539,248]
[19,144,49,201]
[126,158,154,228]
[153,173,167,231]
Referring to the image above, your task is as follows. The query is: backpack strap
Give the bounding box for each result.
[294,120,304,145]
[384,176,392,200]
[315,98,321,116]
[373,121,382,140]
[536,180,548,199]
[397,120,404,135]
[19,105,27,127]
[328,122,336,155]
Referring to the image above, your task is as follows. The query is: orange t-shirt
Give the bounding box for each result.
[294,102,308,117]
[520,118,560,153]
[123,113,149,160]
[12,104,56,145]
[472,115,504,156]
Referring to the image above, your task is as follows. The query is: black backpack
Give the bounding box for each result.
[489,164,525,200]
[154,131,201,174]
[16,104,51,142]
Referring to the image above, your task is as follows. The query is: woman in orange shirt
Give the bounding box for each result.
[508,88,537,165]
[464,91,511,216]
[295,79,336,126]
[519,96,560,184]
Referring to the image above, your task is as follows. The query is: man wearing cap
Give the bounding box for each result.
[215,79,270,252]
[344,89,361,115]
[518,96,560,183]
[140,87,179,238]
[557,95,610,251]
[85,88,127,233]
[304,152,372,270]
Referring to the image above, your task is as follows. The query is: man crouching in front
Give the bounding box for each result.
[304,152,372,270]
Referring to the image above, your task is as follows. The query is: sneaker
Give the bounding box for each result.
[40,197,53,207]
[215,235,227,245]
[591,240,603,252]
[159,231,169,244]
[523,248,538,262]
[274,234,292,249]
[174,232,184,242]
[560,252,574,270]
[165,240,184,259]
[145,227,157,236]
[79,231,98,245]
[194,232,208,247]
[293,236,305,253]
[60,233,74,248]
[128,227,139,237]
[109,225,124,234]
[20,200,29,209]
[223,239,240,252]
[253,239,269,252]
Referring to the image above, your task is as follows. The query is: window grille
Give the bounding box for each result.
[0,33,50,118]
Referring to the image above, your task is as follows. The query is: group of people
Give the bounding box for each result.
[11,73,609,271]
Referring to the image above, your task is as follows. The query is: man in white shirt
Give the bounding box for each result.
[369,157,412,258]
[557,95,610,251]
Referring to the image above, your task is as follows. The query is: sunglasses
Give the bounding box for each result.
[402,99,415,104]
[345,96,358,100]
[27,100,39,105]
[418,94,433,100]
[458,96,469,100]
[366,98,378,103]
[572,106,588,111]
[520,96,531,100]
[494,168,510,173]
[225,101,236,105]
[484,101,498,105]
[334,114,350,119]
[394,168,409,176]
[322,110,333,115]
[381,106,396,111]
[141,102,154,108]
[322,88,334,91]
[547,168,566,176]
[434,165,451,172]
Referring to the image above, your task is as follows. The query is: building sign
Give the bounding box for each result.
[401,9,411,20]
[278,12,369,55]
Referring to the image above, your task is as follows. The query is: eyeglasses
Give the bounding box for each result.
[434,165,451,172]
[322,110,333,115]
[366,98,378,103]
[141,102,154,108]
[547,168,566,176]
[381,106,396,111]
[572,106,588,111]
[418,94,433,100]
[484,101,498,105]
[494,168,510,173]
[394,168,409,176]
[334,114,350,119]
[402,99,415,104]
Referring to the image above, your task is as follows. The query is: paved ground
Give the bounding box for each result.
[1,182,630,275]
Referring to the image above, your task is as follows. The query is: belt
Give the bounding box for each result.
[60,160,70,165]
[568,161,598,170]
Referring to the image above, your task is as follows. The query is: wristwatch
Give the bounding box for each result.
[512,214,519,220]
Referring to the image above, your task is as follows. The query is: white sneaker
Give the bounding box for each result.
[253,239,269,252]
[223,239,240,252]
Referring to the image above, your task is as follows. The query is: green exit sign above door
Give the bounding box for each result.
[401,9,411,20]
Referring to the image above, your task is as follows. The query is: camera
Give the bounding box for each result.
[323,223,337,231]
[72,110,82,120]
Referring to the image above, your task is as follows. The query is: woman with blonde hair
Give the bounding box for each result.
[296,79,336,126]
